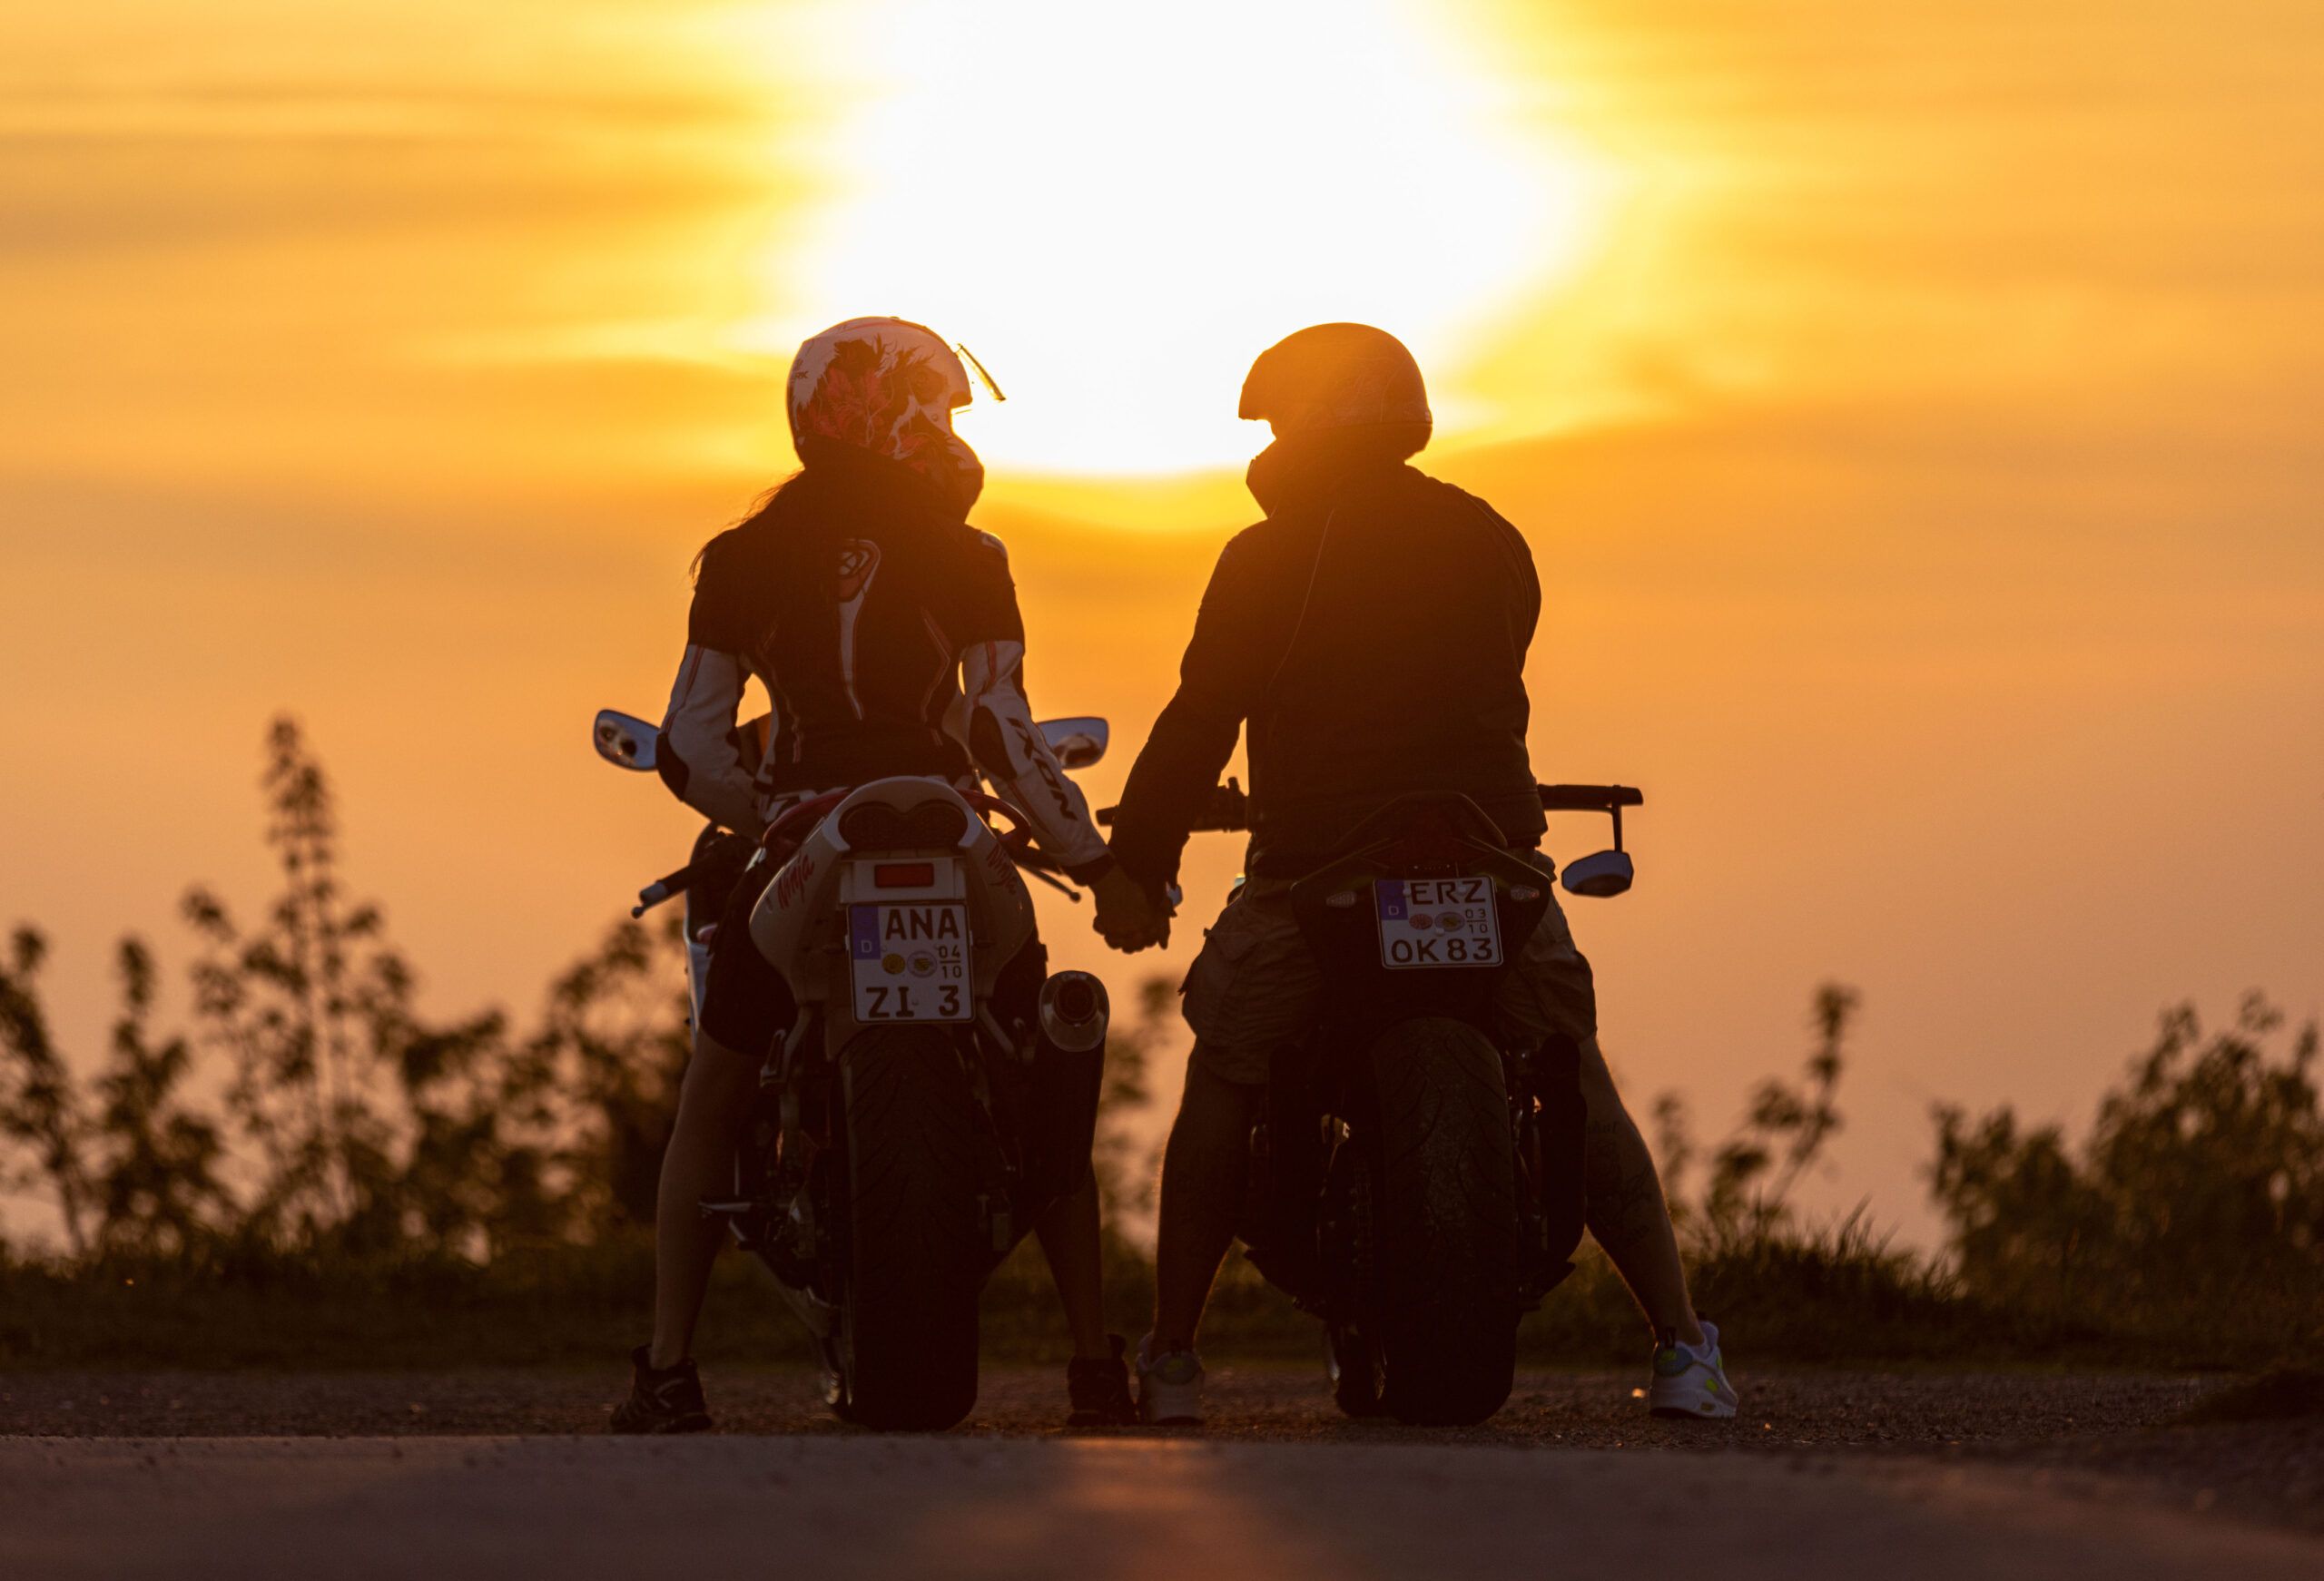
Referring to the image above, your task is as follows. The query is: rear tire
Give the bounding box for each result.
[1364,1016,1519,1426]
[1328,1324,1390,1418]
[838,1026,983,1429]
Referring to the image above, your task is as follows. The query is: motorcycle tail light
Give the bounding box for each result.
[839,803,905,849]
[903,800,969,847]
[874,862,937,888]
[839,800,969,851]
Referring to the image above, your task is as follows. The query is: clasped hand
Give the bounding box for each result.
[1089,866,1170,954]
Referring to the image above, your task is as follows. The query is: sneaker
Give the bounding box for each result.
[611,1345,714,1435]
[1648,1320,1738,1420]
[1136,1333,1206,1425]
[1067,1334,1138,1427]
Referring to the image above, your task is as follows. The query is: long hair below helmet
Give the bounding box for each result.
[787,317,985,512]
[1237,323,1433,449]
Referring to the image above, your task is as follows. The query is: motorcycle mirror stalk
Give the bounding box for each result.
[1536,784,1644,899]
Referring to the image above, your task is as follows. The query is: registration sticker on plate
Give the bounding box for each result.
[848,903,972,1022]
[1374,877,1501,969]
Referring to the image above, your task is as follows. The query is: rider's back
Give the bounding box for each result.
[688,448,1006,796]
[1114,450,1544,883]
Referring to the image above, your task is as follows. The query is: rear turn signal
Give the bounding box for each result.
[873,862,937,889]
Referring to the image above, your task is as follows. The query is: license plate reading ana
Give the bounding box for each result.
[1374,877,1500,969]
[849,903,972,1021]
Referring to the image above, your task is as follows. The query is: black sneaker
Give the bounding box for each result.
[1067,1334,1137,1427]
[611,1346,713,1434]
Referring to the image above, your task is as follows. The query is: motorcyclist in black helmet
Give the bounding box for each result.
[1102,323,1738,1425]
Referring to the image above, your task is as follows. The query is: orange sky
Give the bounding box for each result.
[4,0,2320,1243]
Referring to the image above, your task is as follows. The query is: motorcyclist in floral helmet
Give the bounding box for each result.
[613,317,1157,1432]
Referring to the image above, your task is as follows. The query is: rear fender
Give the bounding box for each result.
[1287,796,1552,1032]
[747,776,1036,1046]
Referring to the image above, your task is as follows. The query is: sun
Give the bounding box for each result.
[738,0,1615,476]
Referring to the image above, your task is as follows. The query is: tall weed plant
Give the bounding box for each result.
[4,717,2317,1370]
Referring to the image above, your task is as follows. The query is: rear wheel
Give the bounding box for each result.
[1327,1323,1389,1417]
[1364,1016,1519,1426]
[1324,1135,1389,1418]
[836,1026,983,1429]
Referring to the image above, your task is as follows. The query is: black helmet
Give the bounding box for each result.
[1237,323,1433,441]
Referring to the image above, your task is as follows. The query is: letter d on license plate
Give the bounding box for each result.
[849,903,972,1021]
[1374,877,1500,969]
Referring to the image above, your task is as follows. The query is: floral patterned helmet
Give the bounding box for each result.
[786,317,985,511]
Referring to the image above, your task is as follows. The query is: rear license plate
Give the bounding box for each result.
[1374,877,1501,969]
[849,903,972,1021]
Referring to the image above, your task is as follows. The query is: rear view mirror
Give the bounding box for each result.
[1561,849,1634,899]
[1537,784,1642,899]
[1039,716,1108,771]
[594,709,660,771]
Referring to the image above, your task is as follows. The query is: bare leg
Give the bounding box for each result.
[1579,1035,1705,1347]
[1152,1059,1265,1352]
[646,1029,760,1370]
[1035,1172,1114,1361]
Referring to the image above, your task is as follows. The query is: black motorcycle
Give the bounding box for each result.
[1128,780,1643,1425]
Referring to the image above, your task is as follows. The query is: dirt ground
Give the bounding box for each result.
[5,1365,2319,1537]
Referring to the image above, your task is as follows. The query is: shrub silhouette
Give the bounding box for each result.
[0,716,693,1268]
[1931,992,2323,1355]
[4,717,2317,1371]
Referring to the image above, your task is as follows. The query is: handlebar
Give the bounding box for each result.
[631,865,693,918]
[1537,784,1642,812]
[1096,778,1248,832]
[1096,781,1640,838]
[630,829,755,918]
[631,791,1074,916]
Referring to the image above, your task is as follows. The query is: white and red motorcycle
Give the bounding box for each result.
[594,708,1114,1430]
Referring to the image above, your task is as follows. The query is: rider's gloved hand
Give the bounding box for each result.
[1090,864,1169,953]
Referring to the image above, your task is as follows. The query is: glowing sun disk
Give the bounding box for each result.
[750,0,1611,475]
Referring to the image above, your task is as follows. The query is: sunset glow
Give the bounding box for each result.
[743,0,1615,472]
[4,0,2320,1250]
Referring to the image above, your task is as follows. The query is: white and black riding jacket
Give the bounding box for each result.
[656,452,1114,882]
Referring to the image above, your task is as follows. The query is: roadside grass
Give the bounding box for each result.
[3,1222,2286,1375]
[2171,1367,2324,1425]
[7,724,2315,1385]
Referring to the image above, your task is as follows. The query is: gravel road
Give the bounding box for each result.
[4,1366,2319,1577]
[0,1363,2231,1445]
[4,1430,2320,1581]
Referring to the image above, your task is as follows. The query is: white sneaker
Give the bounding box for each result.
[1136,1333,1206,1425]
[1648,1320,1738,1419]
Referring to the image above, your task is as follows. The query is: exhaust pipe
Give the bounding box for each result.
[1025,971,1110,1212]
[1037,971,1109,1053]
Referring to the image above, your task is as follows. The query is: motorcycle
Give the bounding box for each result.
[592,707,1118,1430]
[1107,779,1644,1426]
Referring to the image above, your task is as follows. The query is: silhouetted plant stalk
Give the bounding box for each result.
[1093,974,1175,1245]
[0,715,694,1268]
[0,928,96,1257]
[5,718,2319,1364]
[1654,981,1860,1250]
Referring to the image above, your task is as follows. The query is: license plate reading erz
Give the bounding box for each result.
[849,903,971,1021]
[1374,877,1500,969]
